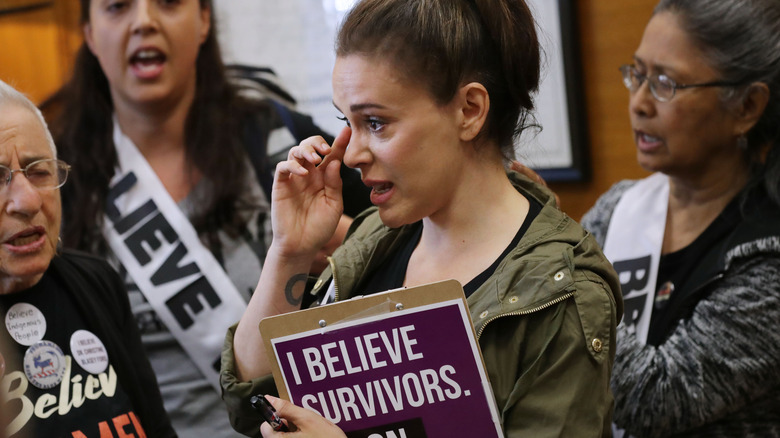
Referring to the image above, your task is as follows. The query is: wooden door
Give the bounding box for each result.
[0,0,82,104]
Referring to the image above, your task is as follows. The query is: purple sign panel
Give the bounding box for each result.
[271,300,502,438]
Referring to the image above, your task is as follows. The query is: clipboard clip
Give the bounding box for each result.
[317,295,405,329]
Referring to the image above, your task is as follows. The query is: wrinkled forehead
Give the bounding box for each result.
[0,104,55,164]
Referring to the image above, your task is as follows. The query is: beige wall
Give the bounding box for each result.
[0,0,658,220]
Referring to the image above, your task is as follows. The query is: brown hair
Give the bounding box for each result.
[45,0,265,253]
[336,0,541,157]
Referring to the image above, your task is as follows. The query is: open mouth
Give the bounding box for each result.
[635,130,664,152]
[10,233,41,246]
[130,49,167,74]
[638,132,662,143]
[372,182,393,194]
[5,228,44,248]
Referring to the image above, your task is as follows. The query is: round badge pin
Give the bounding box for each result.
[70,330,109,374]
[654,281,675,310]
[5,302,46,346]
[23,340,66,389]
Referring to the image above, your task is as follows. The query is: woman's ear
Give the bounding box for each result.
[83,23,97,56]
[734,82,770,135]
[199,4,212,44]
[457,82,489,142]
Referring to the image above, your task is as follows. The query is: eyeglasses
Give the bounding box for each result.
[619,64,741,102]
[0,159,71,190]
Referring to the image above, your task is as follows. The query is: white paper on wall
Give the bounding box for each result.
[215,0,577,170]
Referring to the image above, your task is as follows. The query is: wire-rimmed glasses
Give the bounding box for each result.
[0,159,71,190]
[619,64,741,102]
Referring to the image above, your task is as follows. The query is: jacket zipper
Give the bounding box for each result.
[328,256,341,302]
[477,291,575,340]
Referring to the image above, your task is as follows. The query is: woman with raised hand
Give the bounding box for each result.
[222,0,622,436]
[581,0,780,436]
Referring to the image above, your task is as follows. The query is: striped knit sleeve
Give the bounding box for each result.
[611,255,780,437]
[580,180,637,247]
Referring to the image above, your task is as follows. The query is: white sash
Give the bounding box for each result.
[602,172,669,346]
[604,173,668,438]
[102,123,248,392]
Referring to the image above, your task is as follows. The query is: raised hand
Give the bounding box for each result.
[271,127,351,258]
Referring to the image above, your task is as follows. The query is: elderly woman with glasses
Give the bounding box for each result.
[0,79,175,437]
[580,0,780,436]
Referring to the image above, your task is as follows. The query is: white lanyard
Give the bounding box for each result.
[102,122,248,392]
[602,172,669,346]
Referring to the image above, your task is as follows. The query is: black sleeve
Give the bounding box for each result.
[265,105,373,218]
[54,251,178,437]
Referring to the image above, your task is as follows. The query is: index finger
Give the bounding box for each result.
[319,126,351,169]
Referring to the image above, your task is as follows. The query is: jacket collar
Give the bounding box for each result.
[318,171,622,332]
[469,172,622,334]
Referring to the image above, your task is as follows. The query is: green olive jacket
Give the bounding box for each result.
[221,173,623,437]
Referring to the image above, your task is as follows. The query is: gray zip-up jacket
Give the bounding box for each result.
[222,173,623,437]
[582,180,780,438]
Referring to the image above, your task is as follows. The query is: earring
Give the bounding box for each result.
[737,133,748,150]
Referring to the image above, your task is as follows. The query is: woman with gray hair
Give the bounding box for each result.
[581,0,780,436]
[0,79,174,437]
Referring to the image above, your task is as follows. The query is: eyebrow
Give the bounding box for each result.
[18,155,50,167]
[332,101,388,113]
[633,56,675,76]
[0,154,49,167]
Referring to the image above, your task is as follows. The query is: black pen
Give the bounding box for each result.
[250,394,289,432]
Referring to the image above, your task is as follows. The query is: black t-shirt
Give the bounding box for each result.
[649,195,742,344]
[0,272,141,438]
[360,196,542,297]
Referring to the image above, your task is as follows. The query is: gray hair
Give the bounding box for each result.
[655,0,780,203]
[0,79,57,158]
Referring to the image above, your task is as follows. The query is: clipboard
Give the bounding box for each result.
[258,279,503,438]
